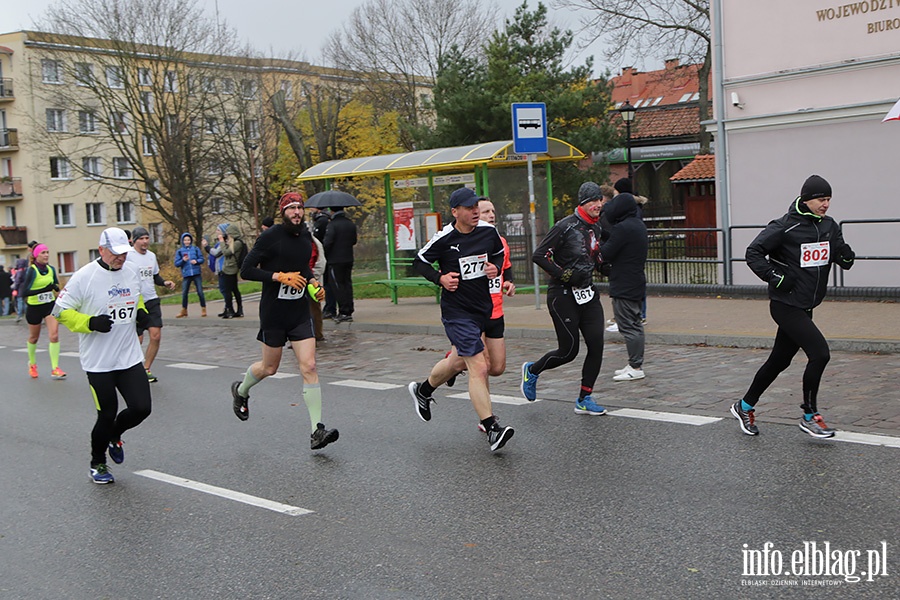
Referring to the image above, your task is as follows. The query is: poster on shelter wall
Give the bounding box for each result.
[394,202,416,250]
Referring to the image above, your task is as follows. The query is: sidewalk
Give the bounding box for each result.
[163,292,900,354]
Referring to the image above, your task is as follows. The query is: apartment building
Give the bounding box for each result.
[0,30,358,278]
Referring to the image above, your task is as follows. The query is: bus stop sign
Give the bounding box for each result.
[511,102,548,154]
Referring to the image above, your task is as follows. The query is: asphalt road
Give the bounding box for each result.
[0,326,897,599]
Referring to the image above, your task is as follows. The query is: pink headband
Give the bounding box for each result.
[33,244,48,259]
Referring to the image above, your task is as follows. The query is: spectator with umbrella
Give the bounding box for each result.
[308,191,360,324]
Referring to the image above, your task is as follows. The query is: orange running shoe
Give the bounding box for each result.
[51,367,67,380]
[29,363,38,378]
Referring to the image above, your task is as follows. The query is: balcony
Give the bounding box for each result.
[0,78,12,102]
[0,225,27,247]
[0,128,18,152]
[0,177,22,200]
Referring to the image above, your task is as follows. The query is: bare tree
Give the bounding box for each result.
[555,0,712,151]
[34,0,261,237]
[324,0,495,149]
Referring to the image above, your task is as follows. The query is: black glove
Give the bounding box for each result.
[88,314,113,333]
[136,308,151,330]
[768,270,794,293]
[599,262,612,277]
[559,268,574,283]
[840,245,855,262]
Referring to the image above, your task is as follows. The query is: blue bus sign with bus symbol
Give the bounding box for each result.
[511,103,548,154]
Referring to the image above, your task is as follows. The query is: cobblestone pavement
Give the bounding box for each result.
[6,318,896,436]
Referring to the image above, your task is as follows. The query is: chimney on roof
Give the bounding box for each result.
[620,67,634,85]
[665,58,679,70]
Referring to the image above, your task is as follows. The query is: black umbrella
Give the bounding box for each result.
[305,190,361,209]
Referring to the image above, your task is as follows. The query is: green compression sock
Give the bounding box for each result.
[48,342,60,369]
[27,342,37,365]
[303,384,322,433]
[237,367,260,397]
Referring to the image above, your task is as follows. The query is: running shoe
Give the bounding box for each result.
[231,381,249,421]
[799,414,835,439]
[605,322,619,333]
[146,369,158,383]
[51,367,67,380]
[310,423,340,450]
[408,382,434,422]
[334,314,353,323]
[108,439,125,464]
[486,421,515,452]
[90,463,115,484]
[730,400,759,436]
[521,362,538,401]
[446,373,457,387]
[614,365,630,376]
[613,365,645,381]
[574,396,607,415]
[28,363,38,379]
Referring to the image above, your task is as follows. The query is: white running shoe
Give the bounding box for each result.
[605,322,619,333]
[613,365,645,381]
[614,365,630,376]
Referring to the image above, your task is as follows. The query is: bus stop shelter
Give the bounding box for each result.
[296,138,585,300]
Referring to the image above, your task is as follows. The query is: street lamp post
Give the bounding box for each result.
[247,144,259,231]
[618,100,637,184]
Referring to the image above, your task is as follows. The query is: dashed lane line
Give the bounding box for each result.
[332,379,403,390]
[446,392,537,406]
[166,362,218,371]
[134,469,313,516]
[609,408,722,426]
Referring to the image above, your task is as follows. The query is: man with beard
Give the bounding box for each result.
[230,192,339,450]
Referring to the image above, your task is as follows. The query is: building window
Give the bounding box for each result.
[225,118,238,135]
[46,109,66,132]
[188,75,199,96]
[110,112,128,134]
[245,119,259,139]
[74,62,94,86]
[210,197,224,214]
[79,110,99,134]
[203,76,217,93]
[50,157,71,180]
[116,201,134,224]
[89,249,101,262]
[149,222,163,244]
[82,157,101,179]
[138,68,153,86]
[112,157,132,179]
[142,134,157,156]
[42,60,63,83]
[204,116,219,134]
[221,78,235,94]
[54,203,74,227]
[164,70,178,93]
[140,91,154,114]
[208,160,222,176]
[85,202,105,225]
[58,252,77,275]
[5,205,17,227]
[241,79,257,100]
[281,80,293,100]
[165,114,179,136]
[146,179,160,202]
[106,66,125,89]
[230,197,242,213]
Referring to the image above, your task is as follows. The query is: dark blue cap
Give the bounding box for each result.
[449,187,480,209]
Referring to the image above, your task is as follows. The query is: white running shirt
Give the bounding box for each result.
[125,249,161,300]
[54,261,145,372]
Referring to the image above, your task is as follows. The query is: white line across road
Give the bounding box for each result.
[609,408,722,426]
[166,363,218,371]
[13,348,45,354]
[134,469,313,516]
[61,351,81,358]
[332,379,402,391]
[446,392,536,406]
[267,372,299,379]
[834,431,900,448]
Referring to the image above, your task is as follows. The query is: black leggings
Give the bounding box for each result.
[743,301,830,413]
[531,286,605,395]
[87,362,152,465]
[221,273,243,313]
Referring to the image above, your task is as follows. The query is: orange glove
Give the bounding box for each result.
[274,271,306,290]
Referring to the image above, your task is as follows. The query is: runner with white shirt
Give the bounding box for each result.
[54,227,153,484]
[125,226,175,382]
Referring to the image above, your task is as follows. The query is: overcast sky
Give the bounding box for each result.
[0,0,632,77]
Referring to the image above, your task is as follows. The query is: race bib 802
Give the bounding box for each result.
[800,241,830,268]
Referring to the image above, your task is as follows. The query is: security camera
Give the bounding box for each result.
[731,92,743,108]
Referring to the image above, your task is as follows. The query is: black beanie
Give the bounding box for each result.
[614,177,633,194]
[800,175,831,201]
[578,182,602,205]
[132,226,150,240]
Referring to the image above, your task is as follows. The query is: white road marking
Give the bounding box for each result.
[267,372,299,379]
[833,431,900,448]
[446,392,535,406]
[134,469,313,516]
[61,351,81,357]
[332,379,402,390]
[166,362,218,370]
[609,408,722,426]
[13,348,45,353]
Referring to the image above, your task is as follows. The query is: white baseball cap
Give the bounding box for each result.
[99,227,132,255]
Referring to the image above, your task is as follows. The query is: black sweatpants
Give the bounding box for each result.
[87,362,152,465]
[531,286,605,397]
[221,272,243,314]
[329,263,354,317]
[743,300,830,414]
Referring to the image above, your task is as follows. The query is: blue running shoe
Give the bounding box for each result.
[574,396,607,415]
[521,362,538,402]
[90,463,115,484]
[108,439,124,464]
